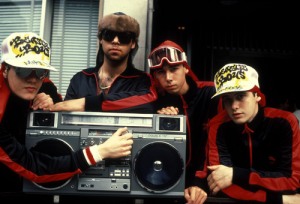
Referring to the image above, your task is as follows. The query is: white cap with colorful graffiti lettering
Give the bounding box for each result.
[1,32,57,71]
[212,63,260,98]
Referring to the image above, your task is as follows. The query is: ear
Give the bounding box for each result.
[184,66,189,74]
[131,41,136,49]
[2,65,8,78]
[256,95,262,102]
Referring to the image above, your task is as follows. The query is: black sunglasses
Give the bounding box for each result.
[100,29,135,44]
[11,66,49,80]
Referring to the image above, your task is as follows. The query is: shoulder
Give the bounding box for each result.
[70,67,97,80]
[209,110,230,126]
[264,107,299,128]
[124,66,149,77]
[196,81,215,88]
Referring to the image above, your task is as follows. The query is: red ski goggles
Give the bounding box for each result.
[148,47,187,69]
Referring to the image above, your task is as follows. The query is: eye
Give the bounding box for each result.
[222,97,232,105]
[169,67,178,72]
[155,69,165,76]
[235,93,247,101]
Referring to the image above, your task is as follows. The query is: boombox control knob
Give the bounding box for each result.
[123,184,129,189]
[89,139,95,145]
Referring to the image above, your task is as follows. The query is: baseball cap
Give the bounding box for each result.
[212,63,260,98]
[1,32,57,71]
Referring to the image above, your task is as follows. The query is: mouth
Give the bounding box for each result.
[232,113,243,119]
[25,87,37,92]
[109,47,121,51]
[165,85,176,90]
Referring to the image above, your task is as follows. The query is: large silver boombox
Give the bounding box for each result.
[23,111,186,198]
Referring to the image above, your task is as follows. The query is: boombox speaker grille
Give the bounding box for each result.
[133,141,184,193]
[30,138,73,190]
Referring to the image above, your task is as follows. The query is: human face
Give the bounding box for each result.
[100,30,136,62]
[3,66,44,100]
[154,63,189,95]
[222,91,261,124]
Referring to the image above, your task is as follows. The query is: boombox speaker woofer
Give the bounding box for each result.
[30,138,74,190]
[133,141,184,193]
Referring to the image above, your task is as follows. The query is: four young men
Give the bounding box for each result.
[1,12,299,204]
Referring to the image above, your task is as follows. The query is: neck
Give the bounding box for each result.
[98,64,125,90]
[178,81,189,95]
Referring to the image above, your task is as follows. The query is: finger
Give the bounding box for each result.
[195,191,207,204]
[113,127,128,136]
[169,106,178,113]
[207,165,219,173]
[207,174,213,185]
[211,185,220,195]
[184,188,191,201]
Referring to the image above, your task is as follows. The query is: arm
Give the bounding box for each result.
[50,74,157,113]
[32,78,63,110]
[207,111,300,203]
[64,73,84,100]
[0,123,132,183]
[38,78,63,103]
[207,114,269,202]
[87,73,157,113]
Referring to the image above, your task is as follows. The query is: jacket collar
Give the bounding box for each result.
[0,70,11,122]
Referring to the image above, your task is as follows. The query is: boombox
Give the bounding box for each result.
[23,111,186,199]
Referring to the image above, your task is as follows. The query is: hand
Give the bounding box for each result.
[98,127,133,159]
[283,194,300,204]
[207,165,233,195]
[157,106,179,115]
[32,92,54,110]
[49,98,85,112]
[184,186,207,204]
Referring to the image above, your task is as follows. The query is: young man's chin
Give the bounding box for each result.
[19,92,37,101]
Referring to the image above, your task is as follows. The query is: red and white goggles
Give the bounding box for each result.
[148,47,187,69]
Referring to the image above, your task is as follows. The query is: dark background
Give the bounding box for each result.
[151,0,300,110]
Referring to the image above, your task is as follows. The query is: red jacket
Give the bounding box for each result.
[0,70,90,192]
[208,107,300,203]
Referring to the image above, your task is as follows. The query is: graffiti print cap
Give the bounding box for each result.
[1,32,57,71]
[212,63,260,98]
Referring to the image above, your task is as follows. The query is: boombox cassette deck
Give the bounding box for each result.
[23,111,186,199]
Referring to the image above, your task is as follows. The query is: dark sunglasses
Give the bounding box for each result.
[100,29,135,44]
[11,66,49,80]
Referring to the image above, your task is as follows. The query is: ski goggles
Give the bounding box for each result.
[148,47,187,69]
[11,66,49,80]
[100,29,135,44]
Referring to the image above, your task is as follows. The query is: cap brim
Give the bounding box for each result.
[5,59,58,71]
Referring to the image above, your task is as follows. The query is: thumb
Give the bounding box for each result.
[207,165,218,171]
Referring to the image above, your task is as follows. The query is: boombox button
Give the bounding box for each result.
[174,137,184,142]
[29,132,39,135]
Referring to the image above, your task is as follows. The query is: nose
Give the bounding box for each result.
[231,99,239,110]
[165,70,173,81]
[112,36,120,44]
[26,71,39,82]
